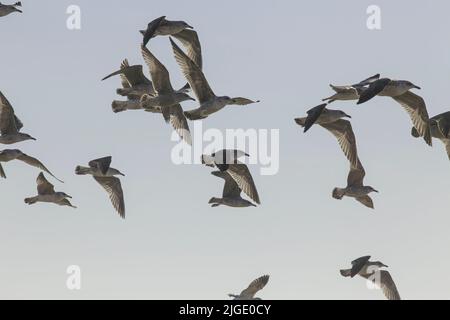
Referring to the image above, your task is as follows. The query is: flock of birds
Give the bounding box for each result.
[3,5,450,300]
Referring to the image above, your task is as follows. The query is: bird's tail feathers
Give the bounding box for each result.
[294,117,306,127]
[340,269,351,277]
[24,197,38,205]
[332,188,345,200]
[75,166,91,175]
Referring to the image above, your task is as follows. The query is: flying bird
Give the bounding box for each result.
[0,2,22,17]
[138,45,193,145]
[170,38,259,120]
[340,256,401,300]
[202,150,260,205]
[229,275,270,300]
[24,173,76,208]
[332,160,378,209]
[0,90,36,144]
[0,149,63,182]
[140,16,194,47]
[295,105,358,168]
[75,156,126,219]
[322,74,380,103]
[412,111,450,160]
[356,77,432,146]
[209,171,257,208]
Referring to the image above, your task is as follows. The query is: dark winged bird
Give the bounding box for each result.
[0,90,36,144]
[209,171,257,208]
[24,173,75,208]
[322,74,380,103]
[202,150,260,205]
[356,77,432,146]
[140,16,193,47]
[340,256,400,300]
[0,149,63,182]
[295,104,357,168]
[75,156,126,219]
[229,275,270,300]
[170,38,259,120]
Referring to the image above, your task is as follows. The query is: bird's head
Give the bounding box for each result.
[366,186,379,194]
[338,110,352,119]
[373,261,388,268]
[182,21,194,29]
[22,133,36,141]
[403,80,421,90]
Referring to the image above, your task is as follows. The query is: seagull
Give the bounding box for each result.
[412,111,450,159]
[138,45,193,145]
[202,150,260,205]
[228,275,270,300]
[357,77,432,146]
[140,16,194,47]
[0,149,63,182]
[332,160,378,209]
[0,91,36,144]
[103,59,155,102]
[322,74,380,103]
[340,256,401,300]
[209,171,257,208]
[75,156,125,219]
[0,2,22,17]
[24,173,76,208]
[170,38,259,120]
[295,104,358,168]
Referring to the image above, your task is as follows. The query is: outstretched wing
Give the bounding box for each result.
[211,171,242,199]
[361,270,401,300]
[36,172,55,195]
[350,255,371,277]
[357,78,391,104]
[239,275,270,299]
[320,119,358,168]
[89,156,112,175]
[94,176,125,219]
[226,163,260,204]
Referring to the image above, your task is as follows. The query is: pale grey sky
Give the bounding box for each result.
[1,0,449,299]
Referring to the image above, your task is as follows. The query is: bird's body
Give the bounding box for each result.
[209,171,257,208]
[322,74,380,103]
[0,149,62,181]
[24,173,75,208]
[0,91,36,144]
[229,275,270,300]
[170,38,259,120]
[202,150,260,205]
[0,2,22,17]
[75,156,125,218]
[340,256,400,300]
[332,160,378,209]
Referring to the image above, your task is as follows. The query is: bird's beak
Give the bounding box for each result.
[413,85,421,90]
[187,24,194,29]
[373,189,379,193]
[66,194,73,199]
[188,96,196,101]
[382,264,388,268]
[119,172,125,176]
[345,113,352,119]
[31,137,37,141]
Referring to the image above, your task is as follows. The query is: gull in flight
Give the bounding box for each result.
[140,16,202,70]
[0,2,21,17]
[322,74,380,103]
[295,104,357,167]
[75,156,126,219]
[0,149,63,182]
[209,171,257,208]
[332,160,378,209]
[138,45,193,145]
[170,38,259,120]
[229,275,270,300]
[24,173,76,208]
[357,77,432,146]
[0,90,36,144]
[340,256,401,300]
[202,150,261,205]
[412,111,450,160]
[140,16,194,47]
